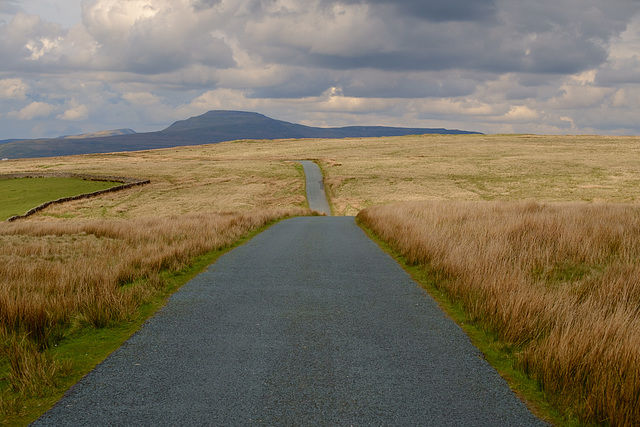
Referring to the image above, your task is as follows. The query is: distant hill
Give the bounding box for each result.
[60,129,136,139]
[0,139,24,146]
[0,111,481,159]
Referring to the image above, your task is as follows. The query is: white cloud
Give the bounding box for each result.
[25,35,62,59]
[245,2,391,57]
[84,0,160,32]
[420,98,499,117]
[122,91,162,106]
[58,101,89,120]
[8,101,56,119]
[78,0,234,73]
[0,78,27,99]
[311,86,392,113]
[1,0,640,138]
[188,88,259,113]
[504,105,540,122]
[548,85,613,110]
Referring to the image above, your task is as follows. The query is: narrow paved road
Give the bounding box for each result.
[34,217,545,426]
[297,161,331,216]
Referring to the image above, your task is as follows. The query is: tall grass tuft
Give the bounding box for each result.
[0,330,71,396]
[0,208,308,412]
[358,201,640,426]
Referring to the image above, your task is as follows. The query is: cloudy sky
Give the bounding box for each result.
[1,0,640,139]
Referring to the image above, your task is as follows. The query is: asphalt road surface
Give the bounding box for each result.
[33,217,545,426]
[297,161,331,216]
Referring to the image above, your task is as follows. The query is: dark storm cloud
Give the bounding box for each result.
[242,18,520,75]
[595,58,640,86]
[523,33,609,74]
[292,39,524,74]
[504,1,634,37]
[192,0,222,11]
[246,69,478,100]
[333,0,497,22]
[504,85,538,101]
[342,74,477,98]
[241,0,637,78]
[102,32,236,75]
[247,72,336,98]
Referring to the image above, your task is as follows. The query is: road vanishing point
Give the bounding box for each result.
[33,161,546,426]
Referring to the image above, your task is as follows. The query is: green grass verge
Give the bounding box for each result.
[0,218,288,426]
[356,218,582,427]
[0,178,121,221]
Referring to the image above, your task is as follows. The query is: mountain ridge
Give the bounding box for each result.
[0,110,481,159]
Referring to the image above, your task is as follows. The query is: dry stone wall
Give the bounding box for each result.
[1,172,150,221]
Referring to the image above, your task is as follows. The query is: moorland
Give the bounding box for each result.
[0,110,479,159]
[1,133,640,425]
[0,177,121,221]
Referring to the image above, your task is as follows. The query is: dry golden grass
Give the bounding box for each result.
[3,134,640,218]
[1,211,304,343]
[358,200,640,426]
[0,208,308,415]
[0,150,308,219]
[314,134,640,214]
[1,141,315,421]
[2,134,640,423]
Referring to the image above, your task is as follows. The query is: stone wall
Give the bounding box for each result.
[2,173,150,221]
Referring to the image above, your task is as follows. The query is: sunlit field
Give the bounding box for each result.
[3,134,640,218]
[1,152,308,220]
[0,177,121,221]
[1,134,640,425]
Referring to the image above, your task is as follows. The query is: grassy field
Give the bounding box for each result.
[2,135,640,219]
[8,156,307,220]
[0,151,313,424]
[1,134,640,425]
[0,177,121,221]
[358,201,640,426]
[0,209,310,425]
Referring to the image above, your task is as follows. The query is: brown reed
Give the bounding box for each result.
[0,208,308,410]
[357,200,640,426]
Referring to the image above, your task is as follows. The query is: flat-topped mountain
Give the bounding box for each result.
[0,111,481,159]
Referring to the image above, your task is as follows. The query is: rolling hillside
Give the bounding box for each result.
[0,110,480,159]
